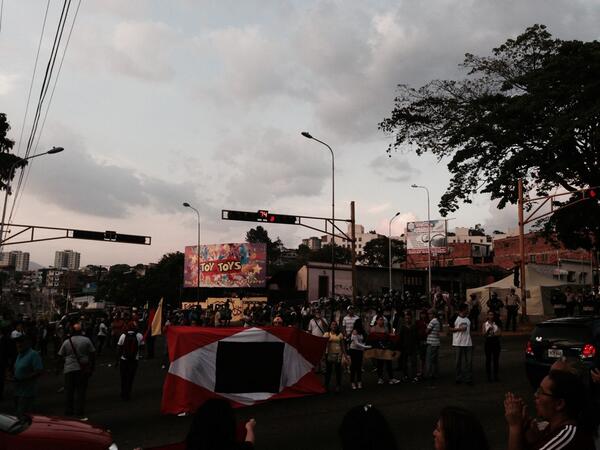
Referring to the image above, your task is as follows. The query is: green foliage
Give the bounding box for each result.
[245,225,282,271]
[380,24,600,249]
[358,236,406,267]
[309,243,352,265]
[0,113,27,192]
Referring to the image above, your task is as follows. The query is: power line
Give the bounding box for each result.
[15,0,51,159]
[11,0,82,222]
[9,0,70,224]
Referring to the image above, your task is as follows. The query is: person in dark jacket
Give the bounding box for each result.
[398,310,419,382]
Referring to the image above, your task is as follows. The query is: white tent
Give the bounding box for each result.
[466,265,566,318]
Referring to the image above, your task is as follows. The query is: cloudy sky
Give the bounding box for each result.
[0,0,598,267]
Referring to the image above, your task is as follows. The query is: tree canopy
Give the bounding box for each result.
[245,225,282,271]
[358,236,405,267]
[379,25,600,249]
[0,113,27,192]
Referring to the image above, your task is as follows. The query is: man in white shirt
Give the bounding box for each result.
[449,303,473,385]
[307,309,328,338]
[342,306,359,339]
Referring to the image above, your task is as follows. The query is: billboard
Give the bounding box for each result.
[184,243,267,288]
[406,220,447,255]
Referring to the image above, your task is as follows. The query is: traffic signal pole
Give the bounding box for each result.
[351,201,357,305]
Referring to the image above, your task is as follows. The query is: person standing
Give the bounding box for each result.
[449,304,473,385]
[12,335,43,417]
[468,294,481,332]
[369,316,400,385]
[504,288,521,332]
[425,309,441,382]
[483,311,501,382]
[398,311,419,382]
[348,319,370,390]
[308,309,328,373]
[58,322,96,419]
[116,324,145,401]
[96,319,108,356]
[342,306,359,341]
[323,321,346,392]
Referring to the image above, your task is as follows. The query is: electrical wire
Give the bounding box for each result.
[11,0,82,222]
[15,0,51,159]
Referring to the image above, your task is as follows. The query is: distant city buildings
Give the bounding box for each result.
[0,250,30,272]
[301,237,322,250]
[322,224,383,256]
[54,250,81,270]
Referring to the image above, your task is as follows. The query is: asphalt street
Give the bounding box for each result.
[1,333,533,450]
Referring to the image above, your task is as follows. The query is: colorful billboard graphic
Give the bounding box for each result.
[406,220,447,255]
[184,243,267,288]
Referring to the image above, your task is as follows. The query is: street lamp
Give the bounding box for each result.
[411,183,432,302]
[389,212,401,294]
[0,146,64,248]
[183,202,201,304]
[301,131,336,299]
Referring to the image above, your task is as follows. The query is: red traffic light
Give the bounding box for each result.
[589,189,597,199]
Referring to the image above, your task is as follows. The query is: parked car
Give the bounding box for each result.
[525,316,599,388]
[0,413,117,450]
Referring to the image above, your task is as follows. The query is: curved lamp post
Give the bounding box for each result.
[183,202,201,303]
[389,212,401,294]
[411,184,432,301]
[301,131,336,299]
[0,146,65,248]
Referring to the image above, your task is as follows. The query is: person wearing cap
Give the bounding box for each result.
[11,334,43,417]
[58,322,96,420]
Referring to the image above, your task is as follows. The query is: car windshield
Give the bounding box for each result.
[0,414,30,434]
[534,324,592,343]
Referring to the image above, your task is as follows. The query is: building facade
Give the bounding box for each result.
[0,251,30,271]
[54,250,81,270]
[321,224,382,256]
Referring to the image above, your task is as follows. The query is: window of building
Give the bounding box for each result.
[529,255,536,263]
[567,271,576,283]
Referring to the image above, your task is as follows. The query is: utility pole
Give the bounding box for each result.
[518,178,527,317]
[351,201,357,305]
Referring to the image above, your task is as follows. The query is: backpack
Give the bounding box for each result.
[122,332,139,360]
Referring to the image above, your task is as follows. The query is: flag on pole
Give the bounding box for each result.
[151,298,163,336]
[161,326,327,414]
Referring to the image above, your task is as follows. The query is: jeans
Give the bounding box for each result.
[425,345,439,379]
[484,338,500,380]
[348,349,363,383]
[325,361,341,388]
[120,359,138,400]
[376,359,394,380]
[454,346,473,383]
[65,370,89,416]
[400,351,417,379]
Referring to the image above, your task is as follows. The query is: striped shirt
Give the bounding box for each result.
[536,423,594,450]
[426,318,441,346]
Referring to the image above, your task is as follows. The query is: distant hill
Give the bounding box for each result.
[29,261,43,270]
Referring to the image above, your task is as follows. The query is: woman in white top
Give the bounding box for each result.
[348,318,371,390]
[483,311,501,382]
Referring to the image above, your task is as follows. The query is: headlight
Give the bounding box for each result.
[108,444,118,450]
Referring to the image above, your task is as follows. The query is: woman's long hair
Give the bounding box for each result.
[339,404,398,450]
[439,406,489,450]
[186,399,237,450]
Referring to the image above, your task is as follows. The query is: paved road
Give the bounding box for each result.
[0,333,534,450]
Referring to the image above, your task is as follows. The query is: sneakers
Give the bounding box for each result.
[357,382,363,389]
[351,383,357,390]
[389,378,400,385]
[377,378,385,385]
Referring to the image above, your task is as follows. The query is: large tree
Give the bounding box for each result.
[246,225,282,269]
[379,25,600,249]
[0,113,27,192]
[358,236,405,267]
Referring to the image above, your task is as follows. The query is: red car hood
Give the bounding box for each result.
[21,415,113,447]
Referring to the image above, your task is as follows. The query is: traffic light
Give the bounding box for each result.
[267,213,298,225]
[222,210,260,222]
[585,187,598,200]
[222,210,299,225]
[71,229,150,245]
[513,266,520,287]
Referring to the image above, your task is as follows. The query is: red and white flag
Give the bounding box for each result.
[161,326,327,414]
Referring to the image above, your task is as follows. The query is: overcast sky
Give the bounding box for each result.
[0,0,598,267]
